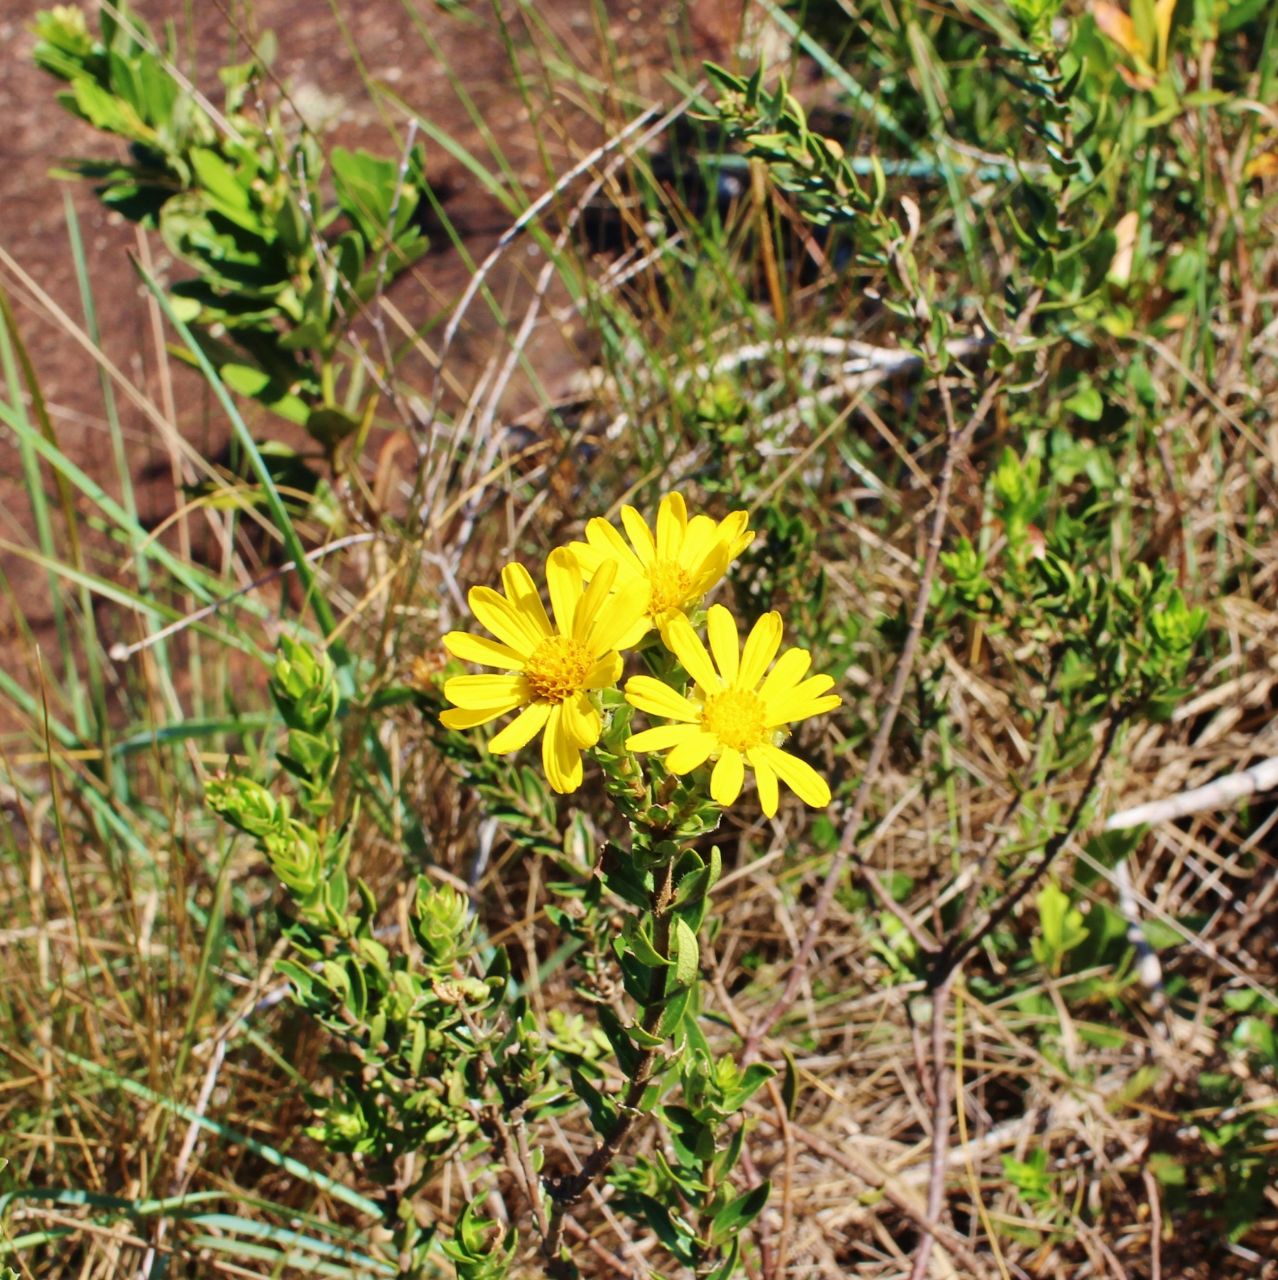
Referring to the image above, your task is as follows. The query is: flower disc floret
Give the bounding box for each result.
[440,549,645,794]
[623,605,842,816]
[646,558,694,622]
[525,636,593,703]
[701,689,767,752]
[568,492,753,648]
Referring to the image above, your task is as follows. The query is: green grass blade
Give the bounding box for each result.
[134,266,339,645]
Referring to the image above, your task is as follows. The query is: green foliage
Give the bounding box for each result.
[440,1200,516,1279]
[703,63,883,230]
[1031,881,1088,976]
[1152,1073,1278,1246]
[33,3,428,459]
[938,446,1208,751]
[612,1049,774,1271]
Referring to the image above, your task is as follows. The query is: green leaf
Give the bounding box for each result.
[704,1239,741,1280]
[1147,1151,1186,1186]
[569,1068,617,1136]
[723,1063,776,1112]
[214,362,309,422]
[710,1180,771,1244]
[71,75,151,140]
[671,918,700,988]
[623,917,669,969]
[627,1019,666,1049]
[1063,380,1104,421]
[595,1006,643,1078]
[628,1193,698,1265]
[330,145,421,250]
[1033,881,1087,974]
[658,985,692,1039]
[189,147,257,226]
[1220,0,1270,31]
[1232,1017,1277,1065]
[781,1049,799,1119]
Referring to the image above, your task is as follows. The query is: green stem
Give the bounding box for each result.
[542,845,681,1272]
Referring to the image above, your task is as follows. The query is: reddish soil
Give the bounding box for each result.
[0,0,742,739]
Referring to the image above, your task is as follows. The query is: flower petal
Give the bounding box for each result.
[488,700,552,753]
[469,586,541,653]
[665,613,723,694]
[666,730,718,774]
[765,674,841,727]
[561,690,601,749]
[541,704,584,793]
[755,744,831,809]
[440,704,515,731]
[584,516,646,578]
[686,517,737,591]
[585,651,623,690]
[627,723,702,753]
[680,515,718,574]
[444,673,530,710]
[706,605,740,685]
[747,747,779,816]
[739,611,784,690]
[687,537,730,595]
[587,577,648,655]
[789,674,836,700]
[613,616,652,651]
[443,631,525,670]
[573,558,618,644]
[718,509,754,559]
[546,547,584,636]
[655,491,688,560]
[567,539,606,576]
[759,647,812,700]
[625,675,701,722]
[710,748,745,806]
[765,693,842,728]
[620,505,656,566]
[501,562,553,639]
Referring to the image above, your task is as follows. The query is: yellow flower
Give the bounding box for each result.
[624,605,841,816]
[441,549,645,793]
[568,492,753,649]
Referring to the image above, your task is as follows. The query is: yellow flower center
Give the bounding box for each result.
[647,558,693,621]
[702,688,767,752]
[524,635,592,704]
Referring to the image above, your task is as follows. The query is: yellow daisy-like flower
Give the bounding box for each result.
[624,605,841,816]
[568,492,753,649]
[440,549,645,794]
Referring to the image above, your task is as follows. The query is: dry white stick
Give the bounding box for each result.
[1104,754,1278,830]
[1114,856,1166,1012]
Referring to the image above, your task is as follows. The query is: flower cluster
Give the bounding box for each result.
[440,494,841,814]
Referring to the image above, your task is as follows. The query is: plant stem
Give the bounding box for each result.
[542,850,679,1271]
